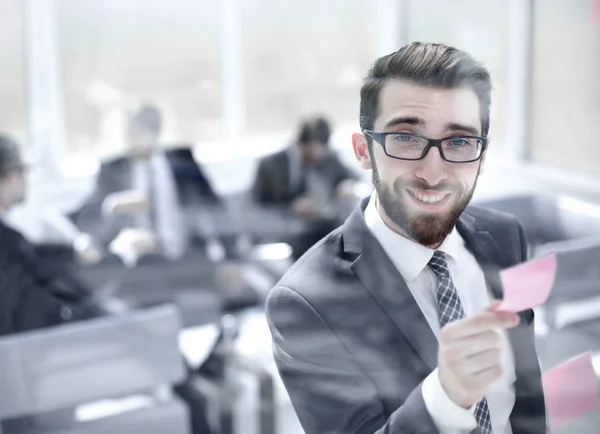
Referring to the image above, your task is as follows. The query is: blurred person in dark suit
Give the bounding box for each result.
[71,104,231,262]
[0,134,96,336]
[253,116,363,258]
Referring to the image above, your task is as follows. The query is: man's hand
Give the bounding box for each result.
[110,228,157,257]
[73,233,102,264]
[103,190,149,215]
[438,301,520,409]
[77,243,103,265]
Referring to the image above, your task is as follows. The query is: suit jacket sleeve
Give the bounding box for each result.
[267,285,440,434]
[77,161,116,217]
[252,158,279,203]
[0,228,88,336]
[71,162,126,248]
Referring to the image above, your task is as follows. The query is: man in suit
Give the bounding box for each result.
[72,104,230,261]
[253,116,363,258]
[266,43,546,434]
[0,134,97,336]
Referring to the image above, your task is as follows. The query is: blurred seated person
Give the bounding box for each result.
[0,137,216,434]
[253,116,364,258]
[0,134,97,336]
[71,104,234,264]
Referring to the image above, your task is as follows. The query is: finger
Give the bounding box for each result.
[441,311,519,341]
[442,331,502,361]
[454,348,502,377]
[465,363,504,390]
[485,300,502,311]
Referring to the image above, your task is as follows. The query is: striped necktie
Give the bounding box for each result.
[429,250,494,434]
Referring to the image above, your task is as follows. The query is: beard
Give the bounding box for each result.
[372,161,480,247]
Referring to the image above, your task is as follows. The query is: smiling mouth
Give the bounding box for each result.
[406,189,451,204]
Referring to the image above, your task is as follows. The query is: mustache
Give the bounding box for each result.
[397,179,457,192]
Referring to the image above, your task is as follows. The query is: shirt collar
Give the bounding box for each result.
[364,193,462,282]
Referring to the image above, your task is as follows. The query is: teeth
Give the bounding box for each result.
[413,192,445,204]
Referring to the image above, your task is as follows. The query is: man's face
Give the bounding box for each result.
[127,123,158,158]
[0,168,26,211]
[299,140,327,165]
[352,80,488,247]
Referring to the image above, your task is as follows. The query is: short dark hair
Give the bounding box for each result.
[130,104,162,135]
[0,134,23,178]
[298,116,332,146]
[359,42,492,139]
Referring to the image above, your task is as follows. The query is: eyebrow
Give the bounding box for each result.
[382,117,481,136]
[382,116,425,130]
[445,122,480,136]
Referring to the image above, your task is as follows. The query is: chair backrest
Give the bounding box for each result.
[474,194,565,246]
[0,304,185,420]
[536,236,600,306]
[23,398,190,434]
[475,193,600,247]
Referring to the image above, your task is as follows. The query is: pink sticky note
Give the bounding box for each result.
[593,0,600,23]
[493,253,557,313]
[543,352,599,431]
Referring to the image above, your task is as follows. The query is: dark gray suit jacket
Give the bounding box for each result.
[252,148,358,204]
[0,220,96,337]
[266,200,547,434]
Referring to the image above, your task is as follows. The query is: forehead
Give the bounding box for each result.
[375,79,481,133]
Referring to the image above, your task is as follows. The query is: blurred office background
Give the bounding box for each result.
[0,0,598,433]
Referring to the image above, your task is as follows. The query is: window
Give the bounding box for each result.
[242,0,376,138]
[56,0,221,160]
[529,0,600,175]
[0,0,27,146]
[407,0,510,143]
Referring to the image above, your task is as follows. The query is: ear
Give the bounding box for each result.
[479,138,491,174]
[352,132,373,171]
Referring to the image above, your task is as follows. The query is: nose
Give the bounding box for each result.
[413,147,448,187]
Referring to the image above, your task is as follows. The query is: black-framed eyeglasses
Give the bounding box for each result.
[363,130,488,163]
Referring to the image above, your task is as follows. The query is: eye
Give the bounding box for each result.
[392,133,418,143]
[448,138,471,146]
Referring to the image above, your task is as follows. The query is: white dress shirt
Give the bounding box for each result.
[132,152,187,260]
[287,144,303,195]
[364,195,516,434]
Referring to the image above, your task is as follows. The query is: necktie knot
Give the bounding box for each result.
[428,250,449,277]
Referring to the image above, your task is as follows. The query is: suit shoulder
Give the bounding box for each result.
[464,204,527,264]
[464,204,522,229]
[165,146,194,160]
[0,220,24,242]
[260,149,288,165]
[0,220,31,262]
[101,156,128,170]
[270,228,350,299]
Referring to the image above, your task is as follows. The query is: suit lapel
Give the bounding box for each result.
[457,209,546,434]
[343,202,438,372]
[456,212,506,300]
[344,201,545,434]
